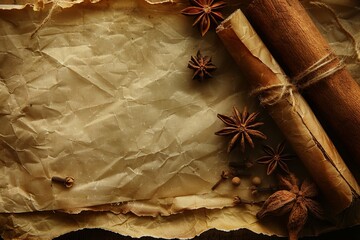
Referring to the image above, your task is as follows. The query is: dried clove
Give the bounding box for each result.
[211,170,232,190]
[51,176,74,188]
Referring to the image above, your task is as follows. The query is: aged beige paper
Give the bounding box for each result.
[0,0,359,239]
[1,200,360,240]
[0,0,273,214]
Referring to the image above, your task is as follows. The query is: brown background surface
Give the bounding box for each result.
[52,226,360,240]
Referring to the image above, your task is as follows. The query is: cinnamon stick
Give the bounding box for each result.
[245,0,360,167]
[216,9,359,213]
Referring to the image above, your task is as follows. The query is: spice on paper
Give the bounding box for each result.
[187,50,217,81]
[257,174,324,240]
[211,170,232,190]
[51,176,75,188]
[215,106,267,153]
[181,0,226,36]
[256,142,294,175]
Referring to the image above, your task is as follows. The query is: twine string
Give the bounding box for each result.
[250,83,296,107]
[292,53,345,90]
[252,53,345,106]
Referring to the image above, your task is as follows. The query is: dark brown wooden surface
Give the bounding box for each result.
[53,226,360,240]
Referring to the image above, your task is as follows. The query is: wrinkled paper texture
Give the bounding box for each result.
[0,0,261,213]
[1,200,359,240]
[0,0,359,239]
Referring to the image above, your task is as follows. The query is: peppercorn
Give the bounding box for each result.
[232,176,241,186]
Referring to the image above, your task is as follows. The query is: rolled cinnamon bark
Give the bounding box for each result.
[245,0,360,167]
[216,10,359,213]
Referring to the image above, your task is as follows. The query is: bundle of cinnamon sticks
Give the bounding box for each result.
[216,0,360,214]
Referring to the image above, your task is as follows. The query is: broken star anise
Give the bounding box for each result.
[257,174,324,240]
[181,0,226,36]
[256,141,293,175]
[188,50,216,81]
[215,106,267,153]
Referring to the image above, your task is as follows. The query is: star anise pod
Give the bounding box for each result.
[257,174,324,240]
[215,106,267,153]
[256,141,294,175]
[181,0,226,36]
[188,50,216,81]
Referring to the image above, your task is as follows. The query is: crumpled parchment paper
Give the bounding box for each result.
[0,0,359,239]
[1,199,359,240]
[0,0,256,213]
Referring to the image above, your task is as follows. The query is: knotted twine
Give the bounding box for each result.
[251,53,345,106]
[292,53,345,90]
